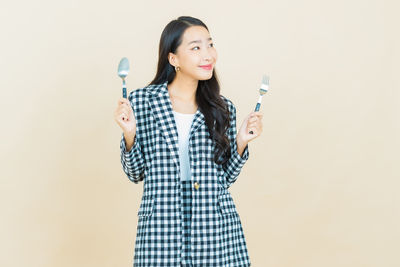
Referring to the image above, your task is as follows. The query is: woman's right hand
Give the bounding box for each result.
[114,97,137,139]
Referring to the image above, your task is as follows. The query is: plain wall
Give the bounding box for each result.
[1,0,399,266]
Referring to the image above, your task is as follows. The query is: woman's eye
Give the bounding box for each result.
[192,43,214,50]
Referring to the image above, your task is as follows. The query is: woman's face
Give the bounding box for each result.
[169,25,218,81]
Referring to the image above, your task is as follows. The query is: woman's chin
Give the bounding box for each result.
[197,73,213,81]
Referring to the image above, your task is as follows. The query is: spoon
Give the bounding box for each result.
[118,57,130,98]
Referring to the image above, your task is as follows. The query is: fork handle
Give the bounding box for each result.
[249,103,261,134]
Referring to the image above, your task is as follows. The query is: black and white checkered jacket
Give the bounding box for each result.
[120,81,251,266]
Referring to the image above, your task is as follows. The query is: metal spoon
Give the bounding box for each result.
[118,57,130,98]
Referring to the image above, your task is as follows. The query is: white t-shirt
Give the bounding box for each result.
[172,110,196,182]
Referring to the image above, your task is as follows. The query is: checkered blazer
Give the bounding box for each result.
[120,81,251,266]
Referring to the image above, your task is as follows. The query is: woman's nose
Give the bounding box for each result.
[202,52,212,62]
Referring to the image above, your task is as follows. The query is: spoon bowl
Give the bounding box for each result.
[118,57,130,98]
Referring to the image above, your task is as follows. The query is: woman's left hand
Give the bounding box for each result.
[237,111,263,145]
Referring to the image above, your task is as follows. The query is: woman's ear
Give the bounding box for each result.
[168,52,178,67]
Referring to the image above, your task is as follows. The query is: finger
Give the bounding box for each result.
[250,113,262,121]
[251,112,263,118]
[118,98,127,105]
[254,122,262,131]
[248,127,258,136]
[252,114,262,120]
[116,106,126,116]
[249,116,259,123]
[120,112,127,121]
[116,112,123,122]
[121,103,132,115]
[118,108,127,118]
[249,124,261,135]
[121,100,130,109]
[255,123,262,132]
[120,97,129,103]
[121,106,129,115]
[248,118,256,124]
[118,98,131,108]
[123,99,131,106]
[247,122,257,130]
[248,121,259,128]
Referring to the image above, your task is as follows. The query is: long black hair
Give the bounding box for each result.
[148,16,231,166]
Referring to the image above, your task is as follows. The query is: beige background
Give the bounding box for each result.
[1,0,399,266]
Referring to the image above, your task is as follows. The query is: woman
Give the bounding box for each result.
[114,16,263,267]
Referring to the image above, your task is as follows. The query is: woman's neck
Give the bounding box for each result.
[168,76,198,113]
[168,77,198,104]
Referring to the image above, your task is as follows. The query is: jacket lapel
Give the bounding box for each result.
[147,81,205,173]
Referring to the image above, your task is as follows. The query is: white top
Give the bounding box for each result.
[172,110,196,181]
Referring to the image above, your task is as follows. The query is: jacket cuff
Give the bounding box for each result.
[120,133,140,159]
[231,142,249,168]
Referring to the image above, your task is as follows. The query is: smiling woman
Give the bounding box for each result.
[149,17,234,165]
[168,26,217,81]
[114,15,263,267]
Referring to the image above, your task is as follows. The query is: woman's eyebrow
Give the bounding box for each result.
[187,37,212,46]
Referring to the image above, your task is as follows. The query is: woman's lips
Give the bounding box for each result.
[199,64,212,70]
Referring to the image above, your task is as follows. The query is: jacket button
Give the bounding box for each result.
[194,182,200,190]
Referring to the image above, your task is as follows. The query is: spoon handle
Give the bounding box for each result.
[122,79,127,98]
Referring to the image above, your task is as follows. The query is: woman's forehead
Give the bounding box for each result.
[182,26,211,45]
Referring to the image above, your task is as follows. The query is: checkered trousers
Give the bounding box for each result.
[119,81,251,266]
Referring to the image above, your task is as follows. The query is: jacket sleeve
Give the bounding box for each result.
[120,130,145,184]
[221,98,250,187]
